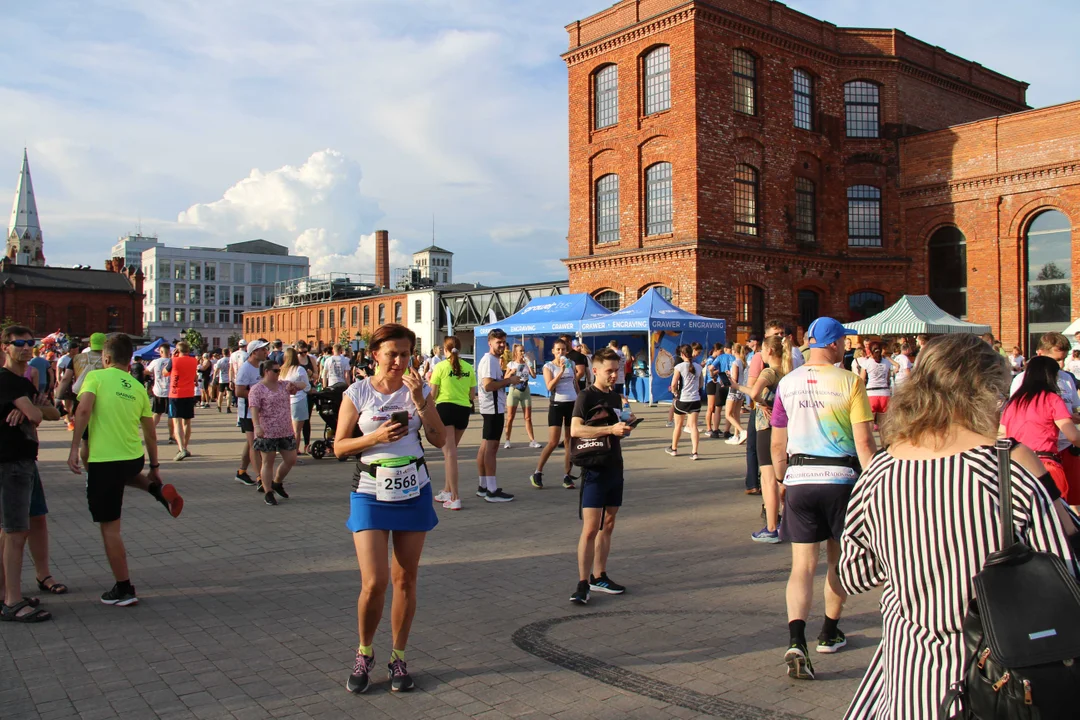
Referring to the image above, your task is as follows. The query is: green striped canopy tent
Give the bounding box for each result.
[846,295,991,336]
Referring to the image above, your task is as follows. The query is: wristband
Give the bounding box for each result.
[150,464,160,469]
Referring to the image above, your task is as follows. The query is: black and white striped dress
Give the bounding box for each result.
[839,446,1079,719]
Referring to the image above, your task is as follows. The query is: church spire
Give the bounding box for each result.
[7,149,44,266]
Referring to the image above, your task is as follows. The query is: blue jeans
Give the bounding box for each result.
[745,410,760,490]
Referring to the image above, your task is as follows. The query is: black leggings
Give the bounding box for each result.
[303,394,315,445]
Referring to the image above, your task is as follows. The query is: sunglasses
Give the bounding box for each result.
[268,368,280,374]
[6,339,35,348]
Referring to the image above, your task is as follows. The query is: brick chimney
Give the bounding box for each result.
[374,230,390,289]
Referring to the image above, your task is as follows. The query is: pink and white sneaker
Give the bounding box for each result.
[443,499,462,510]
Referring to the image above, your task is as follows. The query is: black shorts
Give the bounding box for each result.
[168,397,196,419]
[87,457,144,523]
[716,387,729,406]
[217,381,229,392]
[756,426,773,466]
[673,400,702,415]
[437,403,471,431]
[779,483,854,544]
[705,381,718,396]
[151,395,169,414]
[547,401,575,427]
[238,417,254,433]
[481,413,505,441]
[581,465,624,508]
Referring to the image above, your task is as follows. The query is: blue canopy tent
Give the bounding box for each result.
[474,294,612,397]
[133,338,166,361]
[580,288,726,403]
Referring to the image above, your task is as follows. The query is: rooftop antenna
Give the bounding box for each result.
[432,213,435,244]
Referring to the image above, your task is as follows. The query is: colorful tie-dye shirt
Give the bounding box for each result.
[771,364,872,486]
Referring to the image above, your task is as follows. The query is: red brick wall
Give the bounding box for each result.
[0,285,143,338]
[242,292,410,348]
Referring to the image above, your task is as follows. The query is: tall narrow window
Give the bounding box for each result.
[394,303,403,323]
[595,64,618,129]
[797,290,820,331]
[319,310,325,328]
[734,164,759,235]
[735,285,765,338]
[644,46,671,115]
[596,174,620,244]
[378,304,385,325]
[340,308,346,328]
[847,185,882,247]
[364,306,370,326]
[793,69,814,130]
[414,299,422,322]
[329,308,335,328]
[594,290,620,312]
[1026,210,1073,351]
[351,307,358,326]
[107,307,122,333]
[732,50,756,115]
[928,227,967,320]
[795,178,816,245]
[845,80,880,138]
[645,162,673,236]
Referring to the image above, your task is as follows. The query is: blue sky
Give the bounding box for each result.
[3,0,1077,283]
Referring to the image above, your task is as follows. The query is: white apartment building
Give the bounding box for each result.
[111,234,161,271]
[142,239,308,349]
[411,245,453,284]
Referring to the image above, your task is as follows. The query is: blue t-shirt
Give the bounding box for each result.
[28,356,49,393]
[714,353,734,374]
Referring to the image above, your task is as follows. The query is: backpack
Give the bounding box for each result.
[940,439,1080,719]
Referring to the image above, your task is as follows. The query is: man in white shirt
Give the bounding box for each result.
[228,340,248,410]
[475,328,516,503]
[214,351,231,413]
[785,327,805,370]
[324,345,350,387]
[146,344,172,442]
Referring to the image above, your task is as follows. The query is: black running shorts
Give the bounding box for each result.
[481,413,505,441]
[87,457,144,523]
[547,401,575,428]
[779,483,853,544]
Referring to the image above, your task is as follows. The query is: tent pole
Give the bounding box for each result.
[648,333,655,406]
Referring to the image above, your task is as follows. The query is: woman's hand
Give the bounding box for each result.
[374,418,407,445]
[401,368,426,407]
[254,424,264,439]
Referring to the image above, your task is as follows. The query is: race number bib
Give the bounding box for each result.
[375,462,420,502]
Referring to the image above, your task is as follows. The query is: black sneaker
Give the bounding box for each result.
[100,583,138,606]
[816,628,847,654]
[476,485,488,498]
[485,488,514,503]
[530,472,543,489]
[346,652,374,694]
[784,642,815,680]
[264,491,278,506]
[569,580,590,605]
[562,475,576,490]
[235,471,256,486]
[271,482,289,499]
[589,573,625,595]
[388,658,414,692]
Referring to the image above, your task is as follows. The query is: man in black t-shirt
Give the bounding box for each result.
[568,347,634,605]
[559,334,588,392]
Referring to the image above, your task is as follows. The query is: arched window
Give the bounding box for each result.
[928,227,967,320]
[793,69,814,130]
[645,162,673,236]
[734,164,759,235]
[394,302,403,323]
[319,310,325,328]
[106,307,121,333]
[269,316,275,332]
[378,304,385,325]
[849,291,885,321]
[645,285,673,302]
[847,185,882,247]
[594,64,618,129]
[594,290,621,312]
[308,311,313,329]
[732,50,756,115]
[1026,210,1072,350]
[329,308,335,328]
[797,289,820,331]
[643,46,671,115]
[351,306,358,326]
[364,306,370,326]
[795,177,816,245]
[340,308,346,328]
[596,174,620,244]
[736,285,765,339]
[845,80,880,138]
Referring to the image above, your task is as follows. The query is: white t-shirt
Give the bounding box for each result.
[147,357,171,398]
[858,356,893,397]
[325,355,350,386]
[673,361,702,402]
[477,353,506,414]
[344,379,432,495]
[893,354,914,386]
[614,349,626,384]
[1009,354,1025,375]
[285,366,308,405]
[215,356,230,383]
[1011,368,1080,452]
[790,346,806,369]
[545,359,578,403]
[1065,359,1080,376]
[229,349,248,382]
[234,361,261,419]
[506,360,531,391]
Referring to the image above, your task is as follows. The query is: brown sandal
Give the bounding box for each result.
[37,576,68,594]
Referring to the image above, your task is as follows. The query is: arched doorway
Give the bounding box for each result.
[1026,210,1072,351]
[928,226,967,319]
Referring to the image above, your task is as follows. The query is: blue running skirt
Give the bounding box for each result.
[346,483,438,533]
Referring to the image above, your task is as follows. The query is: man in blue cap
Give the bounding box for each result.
[769,317,877,680]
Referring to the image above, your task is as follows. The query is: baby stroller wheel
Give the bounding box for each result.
[310,441,326,460]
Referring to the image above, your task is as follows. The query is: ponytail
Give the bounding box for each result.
[444,336,463,378]
[679,344,696,378]
[780,337,794,377]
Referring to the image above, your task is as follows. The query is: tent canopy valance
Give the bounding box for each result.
[578,288,726,334]
[845,295,991,336]
[473,293,611,336]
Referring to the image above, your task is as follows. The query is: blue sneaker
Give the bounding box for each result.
[751,527,781,544]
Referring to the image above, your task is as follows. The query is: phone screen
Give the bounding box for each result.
[390,411,409,426]
[628,418,644,428]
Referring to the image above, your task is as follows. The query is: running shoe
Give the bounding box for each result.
[484,488,515,503]
[346,652,374,694]
[784,642,815,680]
[434,490,451,503]
[166,437,175,445]
[528,441,542,449]
[388,658,414,692]
[690,453,700,461]
[665,447,677,457]
[476,486,488,498]
[235,471,257,486]
[664,421,674,428]
[751,527,780,544]
[160,484,184,518]
[724,434,738,445]
[562,475,576,490]
[736,432,748,445]
[589,573,625,595]
[569,580,590,605]
[271,482,289,499]
[443,499,462,510]
[816,629,847,654]
[100,584,138,607]
[503,441,511,449]
[530,472,543,489]
[174,449,190,462]
[263,491,278,506]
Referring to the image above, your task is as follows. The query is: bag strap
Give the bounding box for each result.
[995,438,1016,550]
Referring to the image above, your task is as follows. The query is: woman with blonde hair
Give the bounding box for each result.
[504,344,539,449]
[280,348,310,454]
[429,336,475,510]
[839,334,1079,718]
[724,343,749,445]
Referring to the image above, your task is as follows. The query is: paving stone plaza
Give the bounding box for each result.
[2,403,883,720]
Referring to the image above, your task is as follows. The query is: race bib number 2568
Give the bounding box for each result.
[375,464,420,502]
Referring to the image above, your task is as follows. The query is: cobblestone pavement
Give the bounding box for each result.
[1,401,882,719]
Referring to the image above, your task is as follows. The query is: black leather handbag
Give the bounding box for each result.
[940,439,1080,719]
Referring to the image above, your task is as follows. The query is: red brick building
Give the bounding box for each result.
[242,290,411,349]
[0,257,145,337]
[899,101,1080,351]
[562,0,1028,341]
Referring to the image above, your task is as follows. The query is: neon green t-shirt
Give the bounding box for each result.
[430,359,474,408]
[77,367,152,463]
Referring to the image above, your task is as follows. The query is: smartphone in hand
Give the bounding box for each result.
[390,411,409,426]
[628,418,644,428]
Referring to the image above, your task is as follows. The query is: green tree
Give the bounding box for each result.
[226,332,242,349]
[337,328,351,347]
[0,316,15,337]
[183,327,206,354]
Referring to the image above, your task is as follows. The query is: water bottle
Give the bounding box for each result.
[619,404,631,423]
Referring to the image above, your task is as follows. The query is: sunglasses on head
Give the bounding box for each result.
[6,339,35,348]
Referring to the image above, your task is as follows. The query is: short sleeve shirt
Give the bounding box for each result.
[545,360,578,403]
[572,385,623,472]
[1001,392,1071,455]
[248,382,294,439]
[148,357,171,397]
[771,364,873,485]
[0,367,38,462]
[673,362,701,402]
[430,360,474,408]
[477,353,506,414]
[215,357,231,382]
[894,354,914,385]
[344,379,432,494]
[78,367,151,463]
[234,361,262,419]
[1011,369,1080,451]
[858,357,893,396]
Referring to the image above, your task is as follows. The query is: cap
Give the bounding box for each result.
[247,339,270,353]
[807,317,855,349]
[238,338,247,346]
[89,332,107,351]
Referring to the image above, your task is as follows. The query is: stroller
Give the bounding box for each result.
[308,382,351,461]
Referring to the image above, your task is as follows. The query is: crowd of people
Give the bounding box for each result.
[2,318,1079,717]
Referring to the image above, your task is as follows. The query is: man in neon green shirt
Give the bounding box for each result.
[69,334,184,607]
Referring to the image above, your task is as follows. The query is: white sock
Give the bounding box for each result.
[486,476,498,492]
